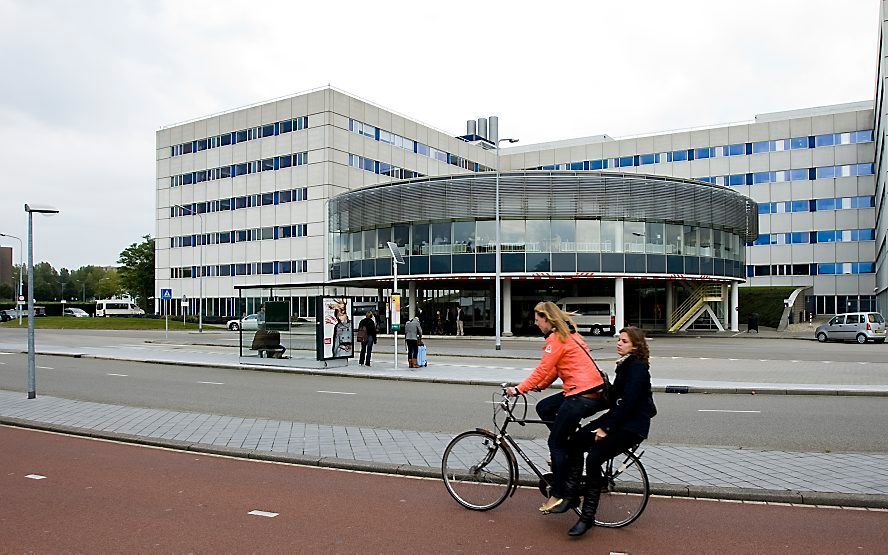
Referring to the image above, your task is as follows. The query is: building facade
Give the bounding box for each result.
[156,85,880,328]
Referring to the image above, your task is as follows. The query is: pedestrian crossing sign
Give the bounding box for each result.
[161,289,173,301]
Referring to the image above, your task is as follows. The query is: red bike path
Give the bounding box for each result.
[1,425,885,553]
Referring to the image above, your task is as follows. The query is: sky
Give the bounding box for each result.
[0,0,880,270]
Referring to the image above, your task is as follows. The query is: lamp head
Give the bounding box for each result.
[24,204,60,215]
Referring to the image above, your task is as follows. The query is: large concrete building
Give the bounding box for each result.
[156,7,887,329]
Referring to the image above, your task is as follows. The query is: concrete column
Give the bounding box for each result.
[408,281,416,320]
[502,278,513,336]
[665,281,674,327]
[614,277,625,335]
[722,283,729,329]
[730,282,739,331]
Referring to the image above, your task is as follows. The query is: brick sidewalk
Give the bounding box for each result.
[2,390,886,507]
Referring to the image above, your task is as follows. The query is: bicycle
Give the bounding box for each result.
[441,385,650,528]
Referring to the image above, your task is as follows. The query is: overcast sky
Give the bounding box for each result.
[0,0,880,270]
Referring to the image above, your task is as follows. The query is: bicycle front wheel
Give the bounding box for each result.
[441,430,515,511]
[594,450,650,528]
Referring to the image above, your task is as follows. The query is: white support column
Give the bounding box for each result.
[665,281,674,327]
[408,281,416,320]
[502,278,513,337]
[722,283,729,329]
[614,277,625,335]
[730,282,740,331]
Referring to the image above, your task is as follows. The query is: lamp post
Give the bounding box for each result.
[24,203,59,399]
[174,204,204,333]
[495,137,519,351]
[0,233,23,326]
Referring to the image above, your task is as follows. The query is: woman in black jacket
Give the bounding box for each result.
[563,326,657,537]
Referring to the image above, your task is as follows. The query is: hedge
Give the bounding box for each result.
[738,286,797,328]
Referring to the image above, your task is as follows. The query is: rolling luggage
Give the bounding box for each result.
[417,344,428,367]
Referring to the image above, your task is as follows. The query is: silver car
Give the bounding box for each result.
[815,312,886,344]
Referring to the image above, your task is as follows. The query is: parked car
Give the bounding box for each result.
[0,310,10,323]
[63,307,90,318]
[815,312,886,344]
[227,314,259,331]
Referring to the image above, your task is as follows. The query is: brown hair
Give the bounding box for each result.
[534,301,578,342]
[619,326,650,363]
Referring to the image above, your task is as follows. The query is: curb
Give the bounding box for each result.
[3,417,885,509]
[20,349,888,397]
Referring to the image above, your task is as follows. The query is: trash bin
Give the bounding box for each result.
[748,312,759,333]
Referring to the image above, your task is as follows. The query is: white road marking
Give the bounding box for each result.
[699,357,710,360]
[858,362,869,365]
[37,366,53,370]
[0,361,5,365]
[759,359,768,362]
[0,352,13,355]
[671,356,683,359]
[821,361,832,364]
[791,360,800,363]
[248,510,278,518]
[106,373,128,377]
[316,390,356,395]
[198,381,225,385]
[25,474,46,480]
[728,358,738,361]
[698,409,761,414]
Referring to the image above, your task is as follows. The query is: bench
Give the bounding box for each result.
[250,330,286,359]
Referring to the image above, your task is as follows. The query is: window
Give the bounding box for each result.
[600,221,622,253]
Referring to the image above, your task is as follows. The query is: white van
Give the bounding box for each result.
[556,297,616,336]
[95,299,145,317]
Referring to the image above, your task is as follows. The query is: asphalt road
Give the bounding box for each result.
[3,427,885,553]
[1,352,886,452]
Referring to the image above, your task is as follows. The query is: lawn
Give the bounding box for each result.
[0,317,222,331]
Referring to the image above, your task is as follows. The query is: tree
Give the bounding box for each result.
[0,283,12,300]
[32,262,61,301]
[95,268,122,300]
[118,235,154,310]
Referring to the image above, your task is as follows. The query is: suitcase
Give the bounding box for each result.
[416,344,428,367]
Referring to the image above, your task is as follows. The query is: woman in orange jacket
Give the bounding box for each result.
[506,301,608,514]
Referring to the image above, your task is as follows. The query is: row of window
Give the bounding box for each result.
[695,164,875,187]
[757,196,874,214]
[348,154,425,180]
[169,188,309,218]
[169,224,309,248]
[749,229,875,246]
[170,259,309,278]
[332,220,744,262]
[170,116,309,157]
[745,262,875,276]
[349,119,494,172]
[534,130,873,171]
[169,152,309,188]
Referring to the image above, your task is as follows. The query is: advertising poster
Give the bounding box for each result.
[391,294,401,331]
[316,297,354,360]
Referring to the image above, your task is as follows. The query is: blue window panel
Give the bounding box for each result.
[280,120,293,134]
[570,162,583,170]
[751,141,770,153]
[814,133,835,147]
[234,163,248,176]
[619,156,634,167]
[858,229,875,240]
[694,147,713,159]
[854,130,874,143]
[745,143,753,155]
[280,261,292,273]
[582,161,590,170]
[728,174,745,186]
[639,153,656,165]
[552,253,577,272]
[745,173,753,185]
[726,144,744,156]
[807,136,815,149]
[757,203,771,214]
[752,171,771,184]
[672,149,689,162]
[221,133,232,146]
[815,198,835,211]
[261,158,274,172]
[787,168,808,181]
[279,154,292,169]
[789,137,807,149]
[590,160,605,170]
[816,231,836,243]
[856,163,874,176]
[746,265,754,277]
[790,232,808,244]
[815,166,835,179]
[235,130,247,143]
[856,262,875,273]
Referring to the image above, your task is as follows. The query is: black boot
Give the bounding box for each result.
[546,456,583,514]
[568,483,600,536]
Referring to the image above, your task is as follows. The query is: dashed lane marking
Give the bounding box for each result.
[198,381,225,385]
[25,474,46,480]
[106,373,128,377]
[698,409,761,413]
[248,510,278,518]
[317,390,356,395]
[37,366,53,370]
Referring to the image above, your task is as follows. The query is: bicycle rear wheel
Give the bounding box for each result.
[442,430,515,511]
[594,450,649,528]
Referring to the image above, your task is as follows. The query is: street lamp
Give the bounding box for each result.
[0,233,24,326]
[24,203,59,399]
[174,204,204,333]
[495,137,519,351]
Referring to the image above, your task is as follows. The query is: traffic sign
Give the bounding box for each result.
[161,288,173,301]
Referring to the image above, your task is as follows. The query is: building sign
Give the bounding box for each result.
[390,294,401,331]
[315,296,353,361]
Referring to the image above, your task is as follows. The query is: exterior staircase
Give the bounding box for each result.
[668,283,724,332]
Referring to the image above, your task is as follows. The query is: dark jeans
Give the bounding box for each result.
[359,337,374,365]
[571,427,643,491]
[536,393,608,498]
[406,339,419,359]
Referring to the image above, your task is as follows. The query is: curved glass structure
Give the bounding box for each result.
[328,171,758,282]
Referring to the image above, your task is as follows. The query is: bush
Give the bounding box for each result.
[738,286,796,328]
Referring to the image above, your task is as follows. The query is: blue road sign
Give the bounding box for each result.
[161,289,173,301]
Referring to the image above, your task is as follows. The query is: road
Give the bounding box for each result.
[2,426,884,553]
[1,352,886,452]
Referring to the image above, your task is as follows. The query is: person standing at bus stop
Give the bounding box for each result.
[404,315,422,369]
[358,311,377,366]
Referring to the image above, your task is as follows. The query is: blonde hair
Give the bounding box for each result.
[534,301,578,342]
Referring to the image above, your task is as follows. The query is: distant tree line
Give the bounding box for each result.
[1,236,155,309]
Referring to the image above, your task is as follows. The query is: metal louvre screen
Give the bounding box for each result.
[329,171,758,241]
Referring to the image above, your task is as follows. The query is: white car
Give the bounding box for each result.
[227,314,259,331]
[63,308,90,318]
